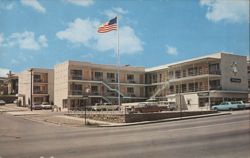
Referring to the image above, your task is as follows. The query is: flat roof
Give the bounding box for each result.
[145,52,232,72]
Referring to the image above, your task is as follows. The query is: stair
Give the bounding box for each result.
[101,81,124,97]
[150,83,168,99]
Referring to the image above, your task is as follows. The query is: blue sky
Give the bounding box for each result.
[0,0,249,76]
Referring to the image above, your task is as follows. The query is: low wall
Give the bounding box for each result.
[125,111,216,123]
[66,113,125,123]
[66,111,217,123]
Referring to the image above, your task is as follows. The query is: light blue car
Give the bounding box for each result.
[211,101,245,111]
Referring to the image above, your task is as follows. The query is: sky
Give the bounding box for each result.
[0,0,249,77]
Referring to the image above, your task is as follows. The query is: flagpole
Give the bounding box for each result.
[117,16,121,107]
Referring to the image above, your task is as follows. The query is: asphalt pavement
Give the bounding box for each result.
[0,109,249,158]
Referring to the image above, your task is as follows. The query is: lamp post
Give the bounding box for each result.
[29,68,33,111]
[84,88,91,126]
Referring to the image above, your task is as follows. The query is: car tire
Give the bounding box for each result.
[213,107,218,111]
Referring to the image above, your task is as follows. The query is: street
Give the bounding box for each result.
[0,110,250,158]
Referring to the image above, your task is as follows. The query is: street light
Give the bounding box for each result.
[84,88,91,126]
[29,68,33,111]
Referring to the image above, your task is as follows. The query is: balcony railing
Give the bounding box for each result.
[106,78,116,83]
[33,79,48,83]
[127,80,136,83]
[93,77,103,81]
[168,85,221,94]
[33,90,48,94]
[168,69,221,80]
[69,75,83,80]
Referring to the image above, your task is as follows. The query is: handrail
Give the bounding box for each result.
[102,81,124,96]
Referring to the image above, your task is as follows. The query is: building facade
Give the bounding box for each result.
[54,61,146,110]
[17,52,249,110]
[18,68,54,106]
[146,53,248,110]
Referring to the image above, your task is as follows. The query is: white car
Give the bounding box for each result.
[0,100,6,106]
[41,102,52,109]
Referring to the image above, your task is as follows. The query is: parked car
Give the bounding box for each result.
[31,103,43,110]
[211,101,245,111]
[233,101,250,110]
[0,100,6,106]
[41,102,52,109]
[133,102,163,113]
[158,101,177,111]
[91,103,119,111]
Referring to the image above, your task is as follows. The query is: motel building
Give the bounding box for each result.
[18,68,54,106]
[17,52,249,111]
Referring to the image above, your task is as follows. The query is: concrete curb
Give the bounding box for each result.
[98,112,231,127]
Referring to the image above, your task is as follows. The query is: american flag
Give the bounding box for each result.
[98,17,117,33]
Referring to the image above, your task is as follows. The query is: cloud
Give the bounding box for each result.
[56,18,98,45]
[20,0,46,13]
[103,7,128,18]
[0,68,9,77]
[200,0,249,23]
[95,26,143,54]
[1,31,48,50]
[166,45,178,55]
[56,18,143,55]
[64,0,94,7]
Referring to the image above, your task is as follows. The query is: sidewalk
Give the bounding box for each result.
[0,104,28,112]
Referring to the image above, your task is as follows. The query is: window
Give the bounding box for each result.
[152,73,157,83]
[127,87,134,93]
[210,80,221,90]
[91,86,98,91]
[181,84,187,93]
[127,74,134,80]
[107,73,115,79]
[170,85,174,93]
[34,75,41,82]
[248,66,250,74]
[34,86,40,94]
[209,63,220,74]
[182,70,186,77]
[94,72,103,80]
[168,71,174,79]
[159,74,162,82]
[70,70,82,80]
[107,73,115,82]
[188,67,198,76]
[175,70,181,78]
[70,84,82,95]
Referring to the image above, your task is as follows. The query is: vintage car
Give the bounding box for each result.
[211,101,245,111]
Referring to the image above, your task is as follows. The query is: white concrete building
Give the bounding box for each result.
[146,52,248,110]
[18,68,54,106]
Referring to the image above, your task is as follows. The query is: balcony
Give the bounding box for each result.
[33,78,48,83]
[33,90,48,94]
[69,75,83,80]
[106,78,116,83]
[127,80,136,84]
[93,77,103,81]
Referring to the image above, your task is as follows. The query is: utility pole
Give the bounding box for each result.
[29,68,33,111]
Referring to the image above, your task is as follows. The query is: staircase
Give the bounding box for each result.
[149,83,168,100]
[101,81,124,97]
[101,96,112,104]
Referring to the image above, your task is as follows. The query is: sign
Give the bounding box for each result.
[230,78,241,83]
[231,62,238,76]
[198,92,209,97]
